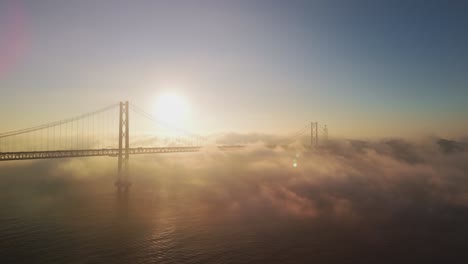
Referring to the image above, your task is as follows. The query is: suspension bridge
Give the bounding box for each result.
[0,101,327,190]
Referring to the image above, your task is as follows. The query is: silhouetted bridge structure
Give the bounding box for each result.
[0,101,327,190]
[0,146,244,161]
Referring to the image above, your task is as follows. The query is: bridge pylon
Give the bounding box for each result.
[310,122,318,148]
[115,101,131,191]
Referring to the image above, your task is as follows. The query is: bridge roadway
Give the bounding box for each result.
[0,145,244,161]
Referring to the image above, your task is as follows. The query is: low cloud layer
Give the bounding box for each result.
[2,136,468,223]
[1,136,468,263]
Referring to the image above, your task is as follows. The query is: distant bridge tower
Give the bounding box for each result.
[116,101,130,191]
[310,122,318,147]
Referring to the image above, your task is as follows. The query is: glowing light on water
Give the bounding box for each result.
[293,159,298,167]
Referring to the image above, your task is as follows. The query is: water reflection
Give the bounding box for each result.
[1,143,468,263]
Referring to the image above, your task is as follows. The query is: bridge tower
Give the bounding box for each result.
[311,122,318,148]
[116,101,131,191]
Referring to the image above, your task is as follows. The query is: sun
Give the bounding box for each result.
[153,93,189,126]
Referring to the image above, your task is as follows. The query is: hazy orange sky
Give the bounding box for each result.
[1,0,467,138]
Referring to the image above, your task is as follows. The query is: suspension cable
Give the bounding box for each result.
[0,103,119,138]
[129,103,208,142]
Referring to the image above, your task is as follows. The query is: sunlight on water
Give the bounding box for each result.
[2,142,468,264]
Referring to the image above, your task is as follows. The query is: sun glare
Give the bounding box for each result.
[153,93,189,126]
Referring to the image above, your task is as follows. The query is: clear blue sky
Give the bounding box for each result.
[1,0,467,137]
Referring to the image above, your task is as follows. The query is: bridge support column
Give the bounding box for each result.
[116,101,131,191]
[311,122,318,148]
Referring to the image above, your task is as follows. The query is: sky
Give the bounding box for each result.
[0,0,467,138]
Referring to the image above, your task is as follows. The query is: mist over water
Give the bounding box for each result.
[1,138,468,263]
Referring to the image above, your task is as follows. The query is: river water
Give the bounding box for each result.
[1,150,468,263]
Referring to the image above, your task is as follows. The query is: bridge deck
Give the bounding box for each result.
[0,146,244,161]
